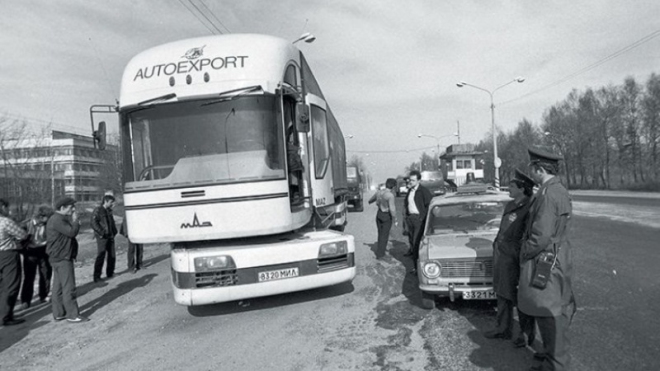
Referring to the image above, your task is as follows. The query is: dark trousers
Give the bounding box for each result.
[20,246,52,304]
[375,210,393,258]
[50,259,80,320]
[519,310,536,343]
[495,295,532,341]
[94,238,115,279]
[495,295,515,337]
[405,214,424,267]
[529,303,573,371]
[127,242,143,270]
[0,250,21,322]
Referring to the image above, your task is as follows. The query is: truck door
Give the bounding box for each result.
[306,95,333,209]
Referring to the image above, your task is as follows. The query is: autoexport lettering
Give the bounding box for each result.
[133,56,248,81]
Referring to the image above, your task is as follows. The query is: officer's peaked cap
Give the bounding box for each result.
[513,168,535,188]
[528,147,563,166]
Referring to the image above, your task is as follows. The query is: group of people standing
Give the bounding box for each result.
[369,170,432,275]
[370,148,575,371]
[485,147,575,371]
[0,194,143,326]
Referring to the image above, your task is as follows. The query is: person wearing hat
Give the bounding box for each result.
[484,169,535,347]
[0,198,28,326]
[47,197,88,323]
[518,148,575,371]
[18,205,54,310]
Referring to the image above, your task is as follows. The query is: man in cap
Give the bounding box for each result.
[484,169,535,347]
[0,198,28,326]
[47,197,88,323]
[518,148,575,371]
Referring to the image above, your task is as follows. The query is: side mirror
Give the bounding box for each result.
[295,102,310,133]
[93,121,107,150]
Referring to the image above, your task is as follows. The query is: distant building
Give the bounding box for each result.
[0,130,118,203]
[439,143,484,187]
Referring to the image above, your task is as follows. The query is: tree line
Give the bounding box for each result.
[404,73,660,191]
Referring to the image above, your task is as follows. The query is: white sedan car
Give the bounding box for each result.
[417,184,510,309]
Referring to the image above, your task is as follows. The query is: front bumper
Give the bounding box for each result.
[419,280,494,302]
[173,266,356,305]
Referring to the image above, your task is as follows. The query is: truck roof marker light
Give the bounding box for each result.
[204,72,210,83]
[186,75,192,85]
[169,76,175,87]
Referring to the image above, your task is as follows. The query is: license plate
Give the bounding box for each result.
[463,290,496,300]
[258,267,299,282]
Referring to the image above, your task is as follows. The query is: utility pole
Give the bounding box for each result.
[456,120,461,144]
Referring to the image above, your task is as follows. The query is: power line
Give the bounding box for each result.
[177,0,216,35]
[199,0,231,33]
[347,145,437,154]
[501,28,660,106]
[187,0,223,34]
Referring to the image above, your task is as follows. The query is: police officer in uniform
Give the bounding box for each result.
[484,169,535,347]
[519,148,575,371]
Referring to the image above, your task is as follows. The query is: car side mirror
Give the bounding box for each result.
[93,121,107,150]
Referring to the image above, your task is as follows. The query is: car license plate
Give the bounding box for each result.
[258,267,299,282]
[463,290,496,300]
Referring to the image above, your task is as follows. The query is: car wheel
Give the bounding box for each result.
[420,291,436,310]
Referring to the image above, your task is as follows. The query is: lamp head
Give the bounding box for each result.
[456,82,466,88]
[515,77,525,83]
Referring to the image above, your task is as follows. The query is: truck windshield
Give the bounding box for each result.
[121,95,285,190]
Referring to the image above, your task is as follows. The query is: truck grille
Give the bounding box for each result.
[440,259,492,278]
[195,269,238,288]
[317,254,349,273]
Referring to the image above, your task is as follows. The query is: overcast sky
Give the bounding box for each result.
[2,0,659,181]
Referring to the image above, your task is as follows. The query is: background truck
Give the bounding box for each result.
[346,166,364,212]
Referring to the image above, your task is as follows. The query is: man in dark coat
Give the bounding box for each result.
[403,170,433,274]
[91,195,118,282]
[519,148,575,371]
[484,169,534,347]
[19,205,54,310]
[47,197,88,322]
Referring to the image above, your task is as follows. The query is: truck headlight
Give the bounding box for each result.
[319,241,348,258]
[194,255,236,272]
[423,262,441,279]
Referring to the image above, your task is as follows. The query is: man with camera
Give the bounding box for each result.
[518,148,575,371]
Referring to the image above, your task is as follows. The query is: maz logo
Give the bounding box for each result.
[182,45,206,60]
[181,213,213,229]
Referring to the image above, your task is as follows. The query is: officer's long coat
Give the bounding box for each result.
[518,177,574,317]
[493,196,530,301]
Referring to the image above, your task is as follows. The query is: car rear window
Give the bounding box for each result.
[427,201,506,235]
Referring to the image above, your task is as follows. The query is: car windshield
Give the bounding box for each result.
[426,200,506,235]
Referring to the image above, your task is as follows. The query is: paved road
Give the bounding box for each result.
[1,192,658,370]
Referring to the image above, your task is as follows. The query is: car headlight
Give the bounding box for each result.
[319,240,348,258]
[423,262,441,279]
[194,255,236,272]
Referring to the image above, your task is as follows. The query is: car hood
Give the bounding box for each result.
[424,233,495,260]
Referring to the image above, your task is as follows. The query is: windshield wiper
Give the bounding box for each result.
[137,93,177,106]
[127,93,178,115]
[201,85,263,107]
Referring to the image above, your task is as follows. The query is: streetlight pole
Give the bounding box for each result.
[456,77,525,189]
